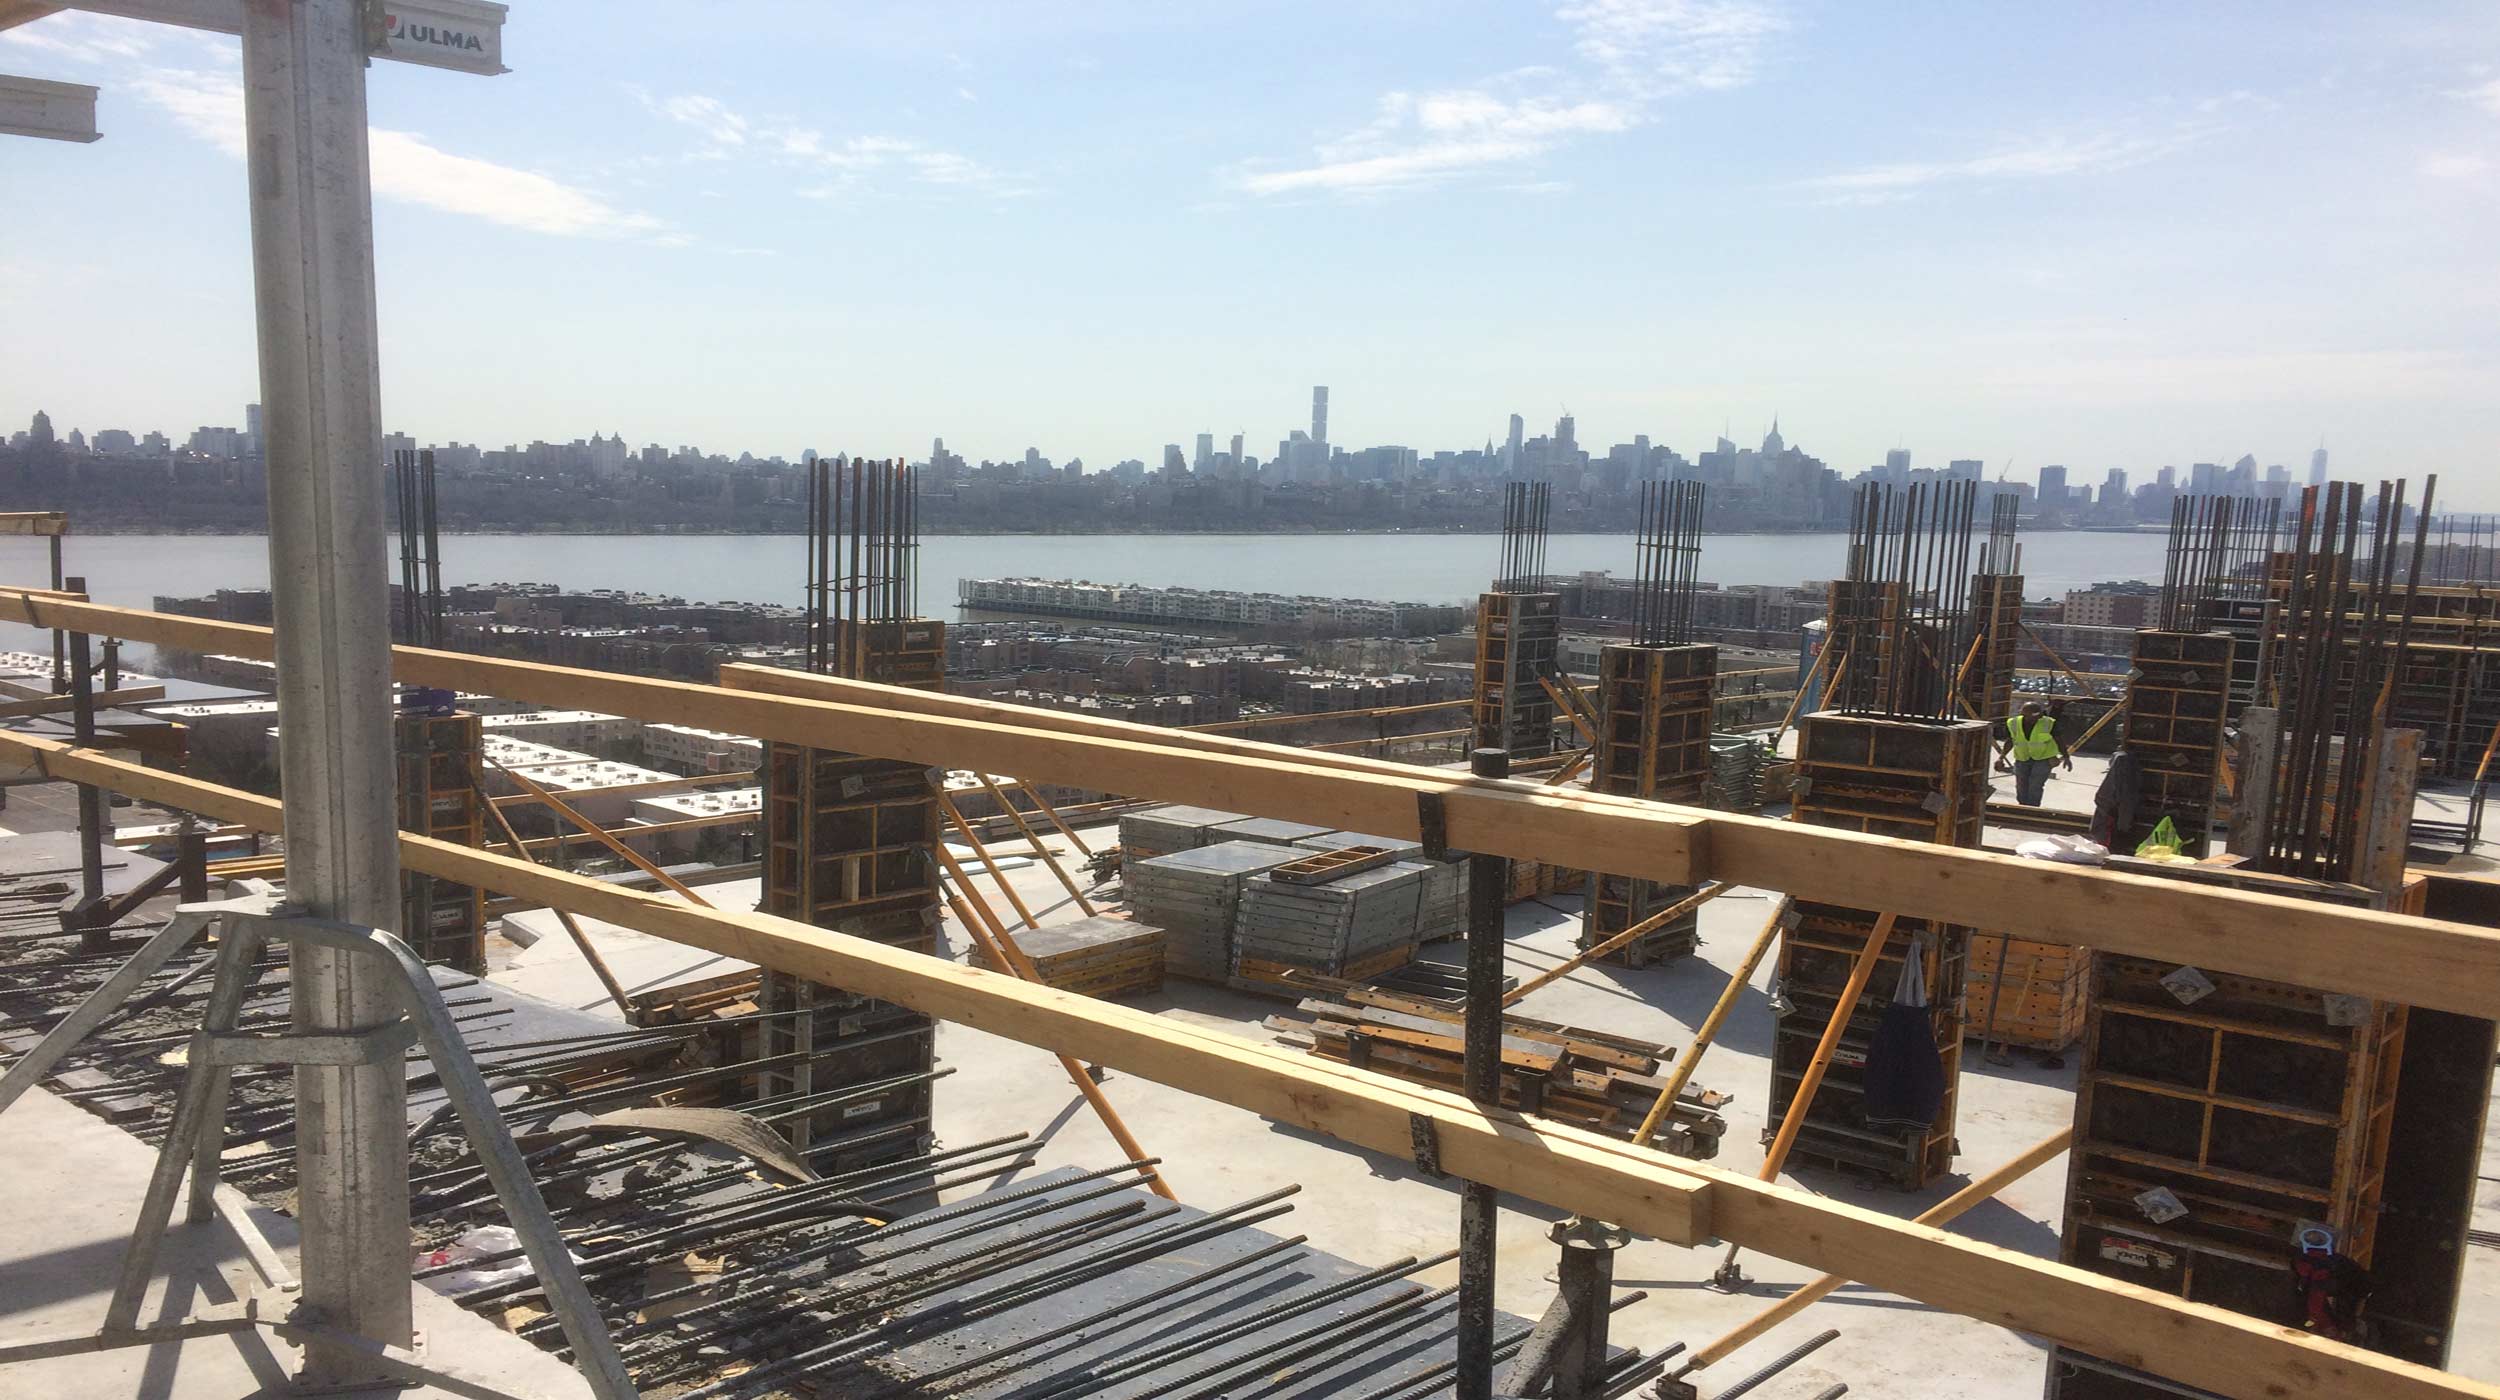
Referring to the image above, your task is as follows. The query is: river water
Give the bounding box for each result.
[0,529,2170,663]
[0,530,2169,612]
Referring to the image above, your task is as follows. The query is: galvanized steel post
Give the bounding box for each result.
[240,0,411,1381]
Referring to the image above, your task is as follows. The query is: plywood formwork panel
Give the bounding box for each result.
[2124,630,2234,855]
[395,710,484,972]
[1772,712,1989,1189]
[756,620,946,1168]
[1583,642,1716,966]
[1473,591,1561,758]
[1962,573,2025,724]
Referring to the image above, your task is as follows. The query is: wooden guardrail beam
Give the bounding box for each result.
[8,595,2500,1024]
[3,727,2486,1400]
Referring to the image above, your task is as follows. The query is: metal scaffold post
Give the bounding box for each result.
[242,0,411,1380]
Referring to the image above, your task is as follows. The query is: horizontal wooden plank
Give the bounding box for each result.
[7,592,2500,1022]
[0,512,68,537]
[10,728,2495,1400]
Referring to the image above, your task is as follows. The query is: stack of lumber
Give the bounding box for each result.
[973,914,1166,1000]
[1266,986,1730,1159]
[1965,932,2088,1052]
[1210,815,1340,848]
[1117,804,1247,884]
[1127,840,1310,980]
[1233,852,1425,986]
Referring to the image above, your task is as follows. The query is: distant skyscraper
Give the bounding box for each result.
[1161,444,1186,475]
[2102,468,2128,505]
[1310,387,1328,449]
[1947,459,1984,481]
[2038,465,2069,503]
[2157,465,2177,490]
[244,403,263,457]
[1505,414,1524,473]
[1229,432,1244,466]
[2190,462,2223,493]
[1761,417,1784,456]
[2309,446,2329,486]
[1193,432,1214,471]
[1555,414,1576,452]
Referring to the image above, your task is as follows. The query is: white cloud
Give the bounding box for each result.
[1794,129,2203,199]
[2460,77,2500,116]
[2420,152,2491,181]
[1242,88,1635,195]
[1557,0,1790,97]
[652,94,748,147]
[637,90,1029,196]
[0,11,161,63]
[131,67,665,240]
[1238,2,1784,198]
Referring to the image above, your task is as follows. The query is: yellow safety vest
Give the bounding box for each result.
[2006,714,2060,762]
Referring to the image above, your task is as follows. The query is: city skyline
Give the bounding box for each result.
[4,3,2497,497]
[11,396,2357,508]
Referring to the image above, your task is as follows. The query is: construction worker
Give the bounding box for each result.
[1995,699,2072,807]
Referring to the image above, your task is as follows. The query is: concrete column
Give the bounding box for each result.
[239,0,411,1381]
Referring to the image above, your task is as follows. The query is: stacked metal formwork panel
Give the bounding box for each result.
[1959,572,2024,724]
[1770,712,1987,1189]
[757,621,946,1170]
[1582,642,1715,966]
[393,710,484,972]
[1472,591,1560,758]
[2120,631,2235,855]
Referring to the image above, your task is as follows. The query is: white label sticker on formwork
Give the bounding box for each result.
[2159,966,2215,1005]
[2134,1187,2189,1224]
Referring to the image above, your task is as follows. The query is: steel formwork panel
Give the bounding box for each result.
[1582,642,1716,967]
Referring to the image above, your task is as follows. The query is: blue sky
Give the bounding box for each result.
[5,2,2498,501]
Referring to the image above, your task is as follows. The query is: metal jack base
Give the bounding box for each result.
[1703,1243,1752,1293]
[0,895,636,1398]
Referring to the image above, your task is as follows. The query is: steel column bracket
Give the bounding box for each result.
[1409,1112,1445,1178]
[205,1019,419,1067]
[1417,789,1450,861]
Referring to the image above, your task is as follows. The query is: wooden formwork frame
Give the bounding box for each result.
[1962,572,2025,724]
[393,710,484,972]
[2123,630,2236,855]
[1584,641,1717,966]
[1776,711,1990,1190]
[1473,591,1561,758]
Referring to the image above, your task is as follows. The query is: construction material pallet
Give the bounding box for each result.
[1267,987,1729,1159]
[1707,733,1765,813]
[1295,829,1425,861]
[1115,804,1246,885]
[971,913,1165,1000]
[1234,859,1425,982]
[1128,840,1309,980]
[1413,858,1468,941]
[1269,844,1399,884]
[1473,591,1561,757]
[1209,814,1339,848]
[1965,933,2087,1052]
[1771,711,1988,1191]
